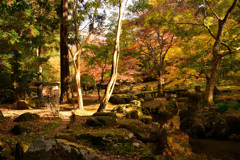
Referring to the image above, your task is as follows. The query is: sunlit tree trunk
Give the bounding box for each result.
[97,0,123,112]
[60,0,71,104]
[74,19,84,110]
[37,47,43,100]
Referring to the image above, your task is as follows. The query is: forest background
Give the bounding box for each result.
[0,0,239,110]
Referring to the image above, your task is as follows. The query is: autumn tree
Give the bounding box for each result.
[84,44,112,100]
[126,1,177,95]
[172,0,240,104]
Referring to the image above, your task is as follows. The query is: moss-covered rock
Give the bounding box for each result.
[126,110,143,119]
[93,112,117,119]
[14,112,40,122]
[55,131,77,142]
[28,100,41,109]
[212,119,230,140]
[11,124,29,135]
[118,121,156,143]
[22,136,99,160]
[86,116,117,127]
[109,95,126,104]
[140,116,153,125]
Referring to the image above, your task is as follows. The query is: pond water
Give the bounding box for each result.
[163,110,240,160]
[189,138,240,160]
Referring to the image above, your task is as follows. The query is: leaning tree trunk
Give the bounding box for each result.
[97,0,123,112]
[60,0,71,104]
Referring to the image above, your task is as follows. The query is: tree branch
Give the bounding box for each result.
[204,0,220,19]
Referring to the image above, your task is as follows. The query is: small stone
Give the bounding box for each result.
[132,142,140,148]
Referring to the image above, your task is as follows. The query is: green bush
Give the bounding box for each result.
[217,101,240,112]
[233,103,240,110]
[217,102,230,112]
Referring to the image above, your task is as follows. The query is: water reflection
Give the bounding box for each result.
[189,138,240,160]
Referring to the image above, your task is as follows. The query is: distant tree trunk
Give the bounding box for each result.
[37,47,43,100]
[11,50,20,103]
[60,0,71,104]
[157,59,164,96]
[97,67,105,100]
[204,0,238,104]
[97,0,123,112]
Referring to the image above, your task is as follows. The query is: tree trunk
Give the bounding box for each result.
[97,0,123,112]
[204,55,221,104]
[37,47,43,100]
[157,61,164,97]
[60,0,71,104]
[75,68,84,110]
[12,50,20,103]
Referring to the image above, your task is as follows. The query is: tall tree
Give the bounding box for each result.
[68,0,106,110]
[60,0,71,103]
[167,0,239,104]
[97,0,125,112]
[202,0,239,104]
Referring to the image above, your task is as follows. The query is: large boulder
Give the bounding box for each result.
[112,100,142,113]
[212,119,230,140]
[109,95,126,104]
[93,112,117,119]
[126,110,143,119]
[22,136,99,160]
[118,121,156,143]
[14,112,40,122]
[86,116,117,127]
[17,101,29,110]
[109,95,138,105]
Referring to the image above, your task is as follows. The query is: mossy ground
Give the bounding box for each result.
[0,117,61,159]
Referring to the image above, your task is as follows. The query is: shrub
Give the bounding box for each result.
[233,102,240,110]
[217,102,230,112]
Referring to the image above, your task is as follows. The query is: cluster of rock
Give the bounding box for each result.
[180,106,240,140]
[11,112,40,135]
[109,94,139,104]
[19,136,99,160]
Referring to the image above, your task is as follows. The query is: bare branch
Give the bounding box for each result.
[204,0,220,19]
